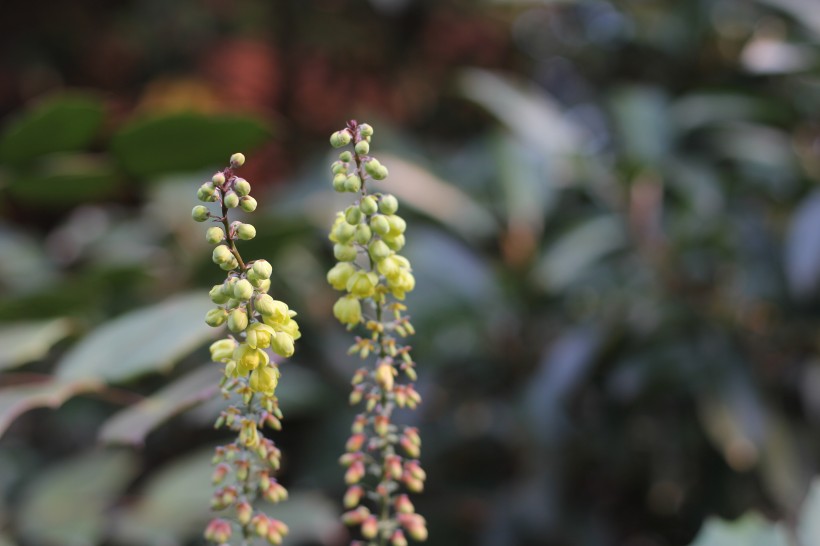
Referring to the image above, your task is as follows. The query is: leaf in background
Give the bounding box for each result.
[6,153,120,207]
[99,365,221,446]
[55,293,216,384]
[110,113,271,177]
[755,0,820,38]
[0,225,58,295]
[670,93,767,134]
[0,94,104,166]
[688,512,789,546]
[532,215,626,293]
[18,450,138,546]
[0,378,101,438]
[759,412,810,514]
[609,86,671,165]
[0,318,73,371]
[785,190,820,299]
[112,449,213,545]
[0,533,17,546]
[798,478,820,545]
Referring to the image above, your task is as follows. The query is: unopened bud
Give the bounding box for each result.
[369,239,391,261]
[205,308,228,327]
[228,308,249,332]
[224,191,240,208]
[342,506,371,526]
[211,463,230,484]
[253,259,272,279]
[212,245,233,264]
[360,196,378,215]
[345,206,363,225]
[345,460,365,484]
[376,362,394,391]
[359,123,374,138]
[192,205,210,222]
[361,515,378,539]
[212,172,226,185]
[346,433,366,452]
[240,195,257,212]
[330,130,352,148]
[354,224,372,244]
[375,414,390,437]
[205,226,224,244]
[230,152,246,167]
[379,194,399,214]
[233,279,254,300]
[234,178,251,196]
[344,485,364,508]
[236,223,256,240]
[333,173,347,192]
[334,243,358,262]
[370,214,390,235]
[344,175,362,193]
[340,150,353,162]
[391,530,408,546]
[236,500,252,525]
[355,140,370,155]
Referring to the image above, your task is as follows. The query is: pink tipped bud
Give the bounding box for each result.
[376,362,395,391]
[350,387,364,405]
[405,460,426,481]
[263,481,288,503]
[342,506,371,526]
[395,386,408,408]
[212,463,230,484]
[391,530,409,546]
[374,415,390,437]
[352,414,367,434]
[344,485,364,508]
[266,528,283,545]
[235,460,250,481]
[204,518,232,542]
[221,486,238,507]
[386,455,403,480]
[259,471,271,491]
[250,514,269,536]
[339,452,359,467]
[400,436,420,458]
[403,474,424,493]
[236,500,253,525]
[345,460,366,484]
[399,514,428,541]
[395,494,415,514]
[361,515,379,539]
[404,427,421,447]
[346,433,366,452]
[352,367,368,385]
[407,385,422,405]
[270,519,289,536]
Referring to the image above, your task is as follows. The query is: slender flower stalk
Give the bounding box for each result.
[193,152,300,546]
[327,121,427,545]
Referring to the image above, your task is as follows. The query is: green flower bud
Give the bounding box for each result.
[333,295,362,326]
[236,223,256,240]
[257,278,271,293]
[360,196,378,215]
[334,221,356,244]
[224,191,240,208]
[219,257,239,271]
[332,161,348,175]
[345,206,363,225]
[359,123,374,138]
[205,226,224,244]
[346,271,379,298]
[384,234,406,251]
[210,284,230,304]
[330,130,352,148]
[239,196,257,212]
[379,194,398,215]
[205,308,228,327]
[212,172,226,185]
[252,260,272,279]
[344,175,362,193]
[197,182,216,201]
[387,214,406,234]
[354,224,372,245]
[364,159,382,177]
[255,294,288,320]
[228,308,249,333]
[212,245,233,264]
[334,243,358,262]
[374,166,389,180]
[339,151,353,162]
[192,205,210,222]
[233,279,254,300]
[354,140,370,155]
[369,239,391,261]
[234,178,251,196]
[370,215,390,236]
[230,153,246,167]
[210,338,237,362]
[327,262,357,290]
[271,332,295,358]
[333,173,348,192]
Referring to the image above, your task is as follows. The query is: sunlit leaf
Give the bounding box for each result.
[688,512,789,546]
[0,378,102,438]
[0,318,73,370]
[0,94,104,166]
[18,450,138,546]
[55,293,216,384]
[111,113,271,177]
[99,365,222,446]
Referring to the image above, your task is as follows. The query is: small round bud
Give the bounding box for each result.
[370,215,390,235]
[197,182,216,201]
[373,165,388,180]
[210,284,230,304]
[369,239,391,261]
[253,260,273,279]
[331,161,348,175]
[359,123,374,138]
[354,224,372,245]
[334,243,358,262]
[354,140,370,155]
[192,205,210,222]
[271,332,295,358]
[230,153,246,167]
[228,308,249,333]
[364,159,382,177]
[385,234,406,251]
[379,194,399,215]
[220,257,239,271]
[345,206,363,225]
[224,191,240,208]
[205,308,228,327]
[212,172,226,185]
[344,175,361,193]
[237,223,257,240]
[234,178,251,196]
[339,151,353,162]
[233,279,254,300]
[212,245,233,264]
[360,196,378,215]
[334,222,356,244]
[240,196,257,212]
[330,130,352,148]
[387,215,406,234]
[333,174,347,192]
[205,226,224,245]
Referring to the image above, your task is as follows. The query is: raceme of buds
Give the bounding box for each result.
[327,121,427,544]
[194,153,300,545]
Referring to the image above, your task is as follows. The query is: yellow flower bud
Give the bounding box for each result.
[376,362,394,391]
[271,332,295,357]
[219,257,239,271]
[233,279,254,300]
[198,182,216,201]
[340,150,353,162]
[370,215,390,235]
[255,295,289,322]
[234,342,269,374]
[345,206,363,225]
[249,365,279,394]
[387,270,415,300]
[230,152,246,167]
[387,214,406,234]
[238,196,256,212]
[234,178,251,196]
[237,223,256,240]
[205,308,228,327]
[253,260,273,279]
[228,308,249,332]
[212,245,233,265]
[368,239,391,261]
[192,205,210,222]
[384,234,406,251]
[346,271,378,298]
[354,224,372,245]
[205,226,224,244]
[360,196,378,215]
[327,262,357,290]
[379,194,399,215]
[355,140,370,155]
[210,338,237,362]
[209,284,230,304]
[344,175,361,193]
[333,295,362,326]
[334,243,358,262]
[333,221,356,244]
[246,322,275,349]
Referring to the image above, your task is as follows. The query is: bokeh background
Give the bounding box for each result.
[1,0,820,545]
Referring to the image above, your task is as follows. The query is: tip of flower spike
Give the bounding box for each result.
[230,152,246,167]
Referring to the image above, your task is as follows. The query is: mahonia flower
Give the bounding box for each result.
[193,152,297,545]
[327,121,427,544]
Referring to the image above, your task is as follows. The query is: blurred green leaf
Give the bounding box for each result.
[0,318,73,371]
[610,86,671,165]
[798,478,820,545]
[18,450,138,546]
[0,533,17,546]
[6,153,120,207]
[688,512,790,546]
[0,378,101,438]
[99,365,221,446]
[0,94,104,166]
[55,293,215,384]
[111,113,271,177]
[785,190,820,299]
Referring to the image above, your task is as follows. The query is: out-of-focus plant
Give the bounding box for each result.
[193,152,300,544]
[327,121,427,545]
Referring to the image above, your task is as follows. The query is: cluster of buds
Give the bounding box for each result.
[328,121,427,545]
[193,152,298,545]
